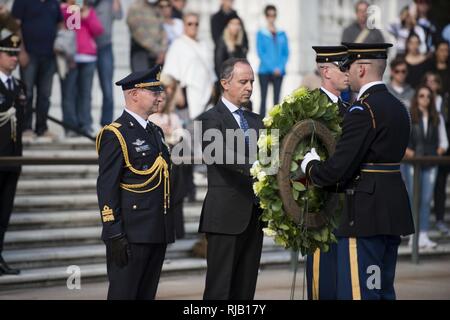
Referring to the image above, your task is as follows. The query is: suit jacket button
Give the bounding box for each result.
[142,153,146,156]
[133,205,137,210]
[349,221,354,226]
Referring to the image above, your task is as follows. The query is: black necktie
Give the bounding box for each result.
[6,78,13,91]
[146,122,162,153]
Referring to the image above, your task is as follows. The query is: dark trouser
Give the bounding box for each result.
[203,206,263,300]
[20,54,56,135]
[0,171,20,253]
[130,40,156,73]
[336,235,401,300]
[306,242,338,300]
[434,164,449,222]
[258,73,283,117]
[172,201,185,239]
[61,62,96,135]
[97,44,115,126]
[106,243,167,300]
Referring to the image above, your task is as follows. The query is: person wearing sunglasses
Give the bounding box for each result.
[387,57,415,110]
[405,85,448,249]
[96,65,174,299]
[0,32,26,277]
[302,42,414,300]
[256,4,289,117]
[159,0,183,46]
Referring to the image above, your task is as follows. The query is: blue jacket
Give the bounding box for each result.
[256,28,289,75]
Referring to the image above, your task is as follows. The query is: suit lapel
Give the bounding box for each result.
[217,100,240,130]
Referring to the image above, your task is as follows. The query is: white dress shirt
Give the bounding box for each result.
[125,108,148,129]
[0,71,14,90]
[357,81,384,100]
[320,87,339,103]
[221,96,243,128]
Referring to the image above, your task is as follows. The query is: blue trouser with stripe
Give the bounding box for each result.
[336,235,401,300]
[306,243,338,300]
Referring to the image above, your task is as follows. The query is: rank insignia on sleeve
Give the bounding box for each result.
[101,205,115,222]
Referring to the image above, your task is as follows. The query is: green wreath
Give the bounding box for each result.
[251,87,343,256]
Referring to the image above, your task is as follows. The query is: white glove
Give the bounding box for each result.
[301,148,320,174]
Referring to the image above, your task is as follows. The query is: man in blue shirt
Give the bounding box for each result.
[12,0,62,139]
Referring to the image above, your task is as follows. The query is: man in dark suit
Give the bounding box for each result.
[96,65,174,299]
[199,58,264,300]
[302,43,414,300]
[305,46,350,300]
[0,32,26,276]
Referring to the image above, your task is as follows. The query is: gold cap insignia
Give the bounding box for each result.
[11,35,19,48]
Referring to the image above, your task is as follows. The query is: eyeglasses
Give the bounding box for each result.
[140,88,164,95]
[393,69,407,74]
[186,22,199,27]
[3,51,19,57]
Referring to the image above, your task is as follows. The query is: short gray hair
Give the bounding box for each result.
[220,58,251,82]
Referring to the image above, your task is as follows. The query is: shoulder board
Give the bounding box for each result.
[95,123,125,154]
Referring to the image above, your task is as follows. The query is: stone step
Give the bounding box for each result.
[20,165,99,179]
[16,174,208,194]
[5,221,450,265]
[23,138,95,151]
[9,206,202,231]
[23,150,98,159]
[16,179,98,195]
[13,189,207,212]
[2,236,282,271]
[1,242,450,291]
[4,221,205,249]
[3,239,200,270]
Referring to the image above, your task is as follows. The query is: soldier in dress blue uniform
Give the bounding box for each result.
[96,65,174,300]
[305,46,350,300]
[301,43,415,300]
[0,32,25,276]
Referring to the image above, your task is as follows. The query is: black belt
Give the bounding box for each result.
[360,163,400,173]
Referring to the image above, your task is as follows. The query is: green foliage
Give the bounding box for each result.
[253,88,343,255]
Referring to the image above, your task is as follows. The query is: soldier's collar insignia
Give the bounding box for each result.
[132,138,146,146]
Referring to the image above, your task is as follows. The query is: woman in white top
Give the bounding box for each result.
[162,12,216,120]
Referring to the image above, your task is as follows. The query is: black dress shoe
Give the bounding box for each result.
[0,257,20,275]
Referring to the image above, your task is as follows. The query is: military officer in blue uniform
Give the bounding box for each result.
[96,65,174,300]
[305,46,350,300]
[301,43,414,300]
[0,32,26,276]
